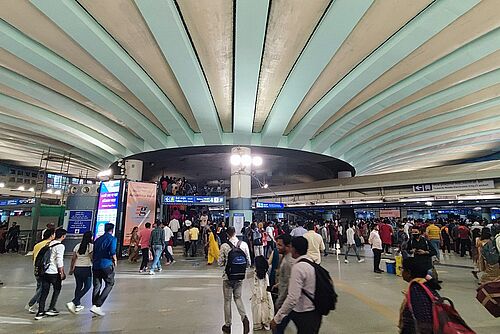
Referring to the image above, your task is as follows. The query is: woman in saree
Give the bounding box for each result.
[207,229,220,265]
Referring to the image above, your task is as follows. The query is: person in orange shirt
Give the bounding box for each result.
[425,221,441,262]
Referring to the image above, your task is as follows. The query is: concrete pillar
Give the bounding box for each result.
[340,208,355,223]
[481,207,491,223]
[229,147,252,235]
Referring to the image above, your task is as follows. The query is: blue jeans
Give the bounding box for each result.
[430,239,440,260]
[150,245,163,271]
[73,266,92,306]
[28,276,42,306]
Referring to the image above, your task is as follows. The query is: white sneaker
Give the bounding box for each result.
[29,304,38,314]
[358,259,365,263]
[344,259,349,263]
[158,268,163,272]
[75,305,84,313]
[66,302,76,315]
[149,271,155,275]
[90,305,105,317]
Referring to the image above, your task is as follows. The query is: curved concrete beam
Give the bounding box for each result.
[344,97,500,162]
[313,28,500,153]
[0,112,113,165]
[356,125,500,171]
[287,0,480,149]
[135,0,223,145]
[31,0,195,147]
[0,93,126,156]
[233,0,269,143]
[333,68,500,159]
[0,67,144,153]
[0,19,168,149]
[261,0,372,146]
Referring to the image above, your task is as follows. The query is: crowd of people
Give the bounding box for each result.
[15,212,499,333]
[158,176,228,197]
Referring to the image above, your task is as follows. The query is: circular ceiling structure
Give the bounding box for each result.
[117,146,355,187]
[0,0,499,177]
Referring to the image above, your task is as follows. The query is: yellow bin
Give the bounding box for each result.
[395,255,403,277]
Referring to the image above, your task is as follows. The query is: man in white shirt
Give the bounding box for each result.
[290,222,307,238]
[404,221,413,237]
[265,222,275,258]
[344,223,364,264]
[218,227,251,334]
[169,218,180,245]
[368,225,384,273]
[162,221,175,264]
[303,222,325,264]
[271,236,322,333]
[35,228,67,320]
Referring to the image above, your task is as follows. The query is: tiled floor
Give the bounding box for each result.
[0,248,497,334]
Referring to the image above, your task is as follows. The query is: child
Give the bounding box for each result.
[251,256,274,331]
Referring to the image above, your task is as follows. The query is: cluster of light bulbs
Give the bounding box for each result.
[230,154,263,167]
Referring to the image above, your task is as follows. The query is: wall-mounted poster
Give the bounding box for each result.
[123,182,157,246]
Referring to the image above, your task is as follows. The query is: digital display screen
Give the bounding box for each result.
[94,180,121,239]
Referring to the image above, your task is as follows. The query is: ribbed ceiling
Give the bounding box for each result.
[0,0,498,176]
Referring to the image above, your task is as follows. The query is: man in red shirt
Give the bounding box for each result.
[379,220,393,255]
[457,222,471,258]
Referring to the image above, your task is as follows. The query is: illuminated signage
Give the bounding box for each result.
[255,202,285,209]
[162,196,224,205]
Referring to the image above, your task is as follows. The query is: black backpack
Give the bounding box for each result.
[225,241,248,281]
[34,243,57,277]
[299,258,337,316]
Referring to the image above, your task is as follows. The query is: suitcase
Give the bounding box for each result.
[476,281,500,317]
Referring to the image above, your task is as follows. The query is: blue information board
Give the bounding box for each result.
[255,202,285,209]
[67,210,93,234]
[0,198,36,206]
[163,196,224,205]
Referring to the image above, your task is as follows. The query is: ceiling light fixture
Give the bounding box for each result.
[0,182,5,188]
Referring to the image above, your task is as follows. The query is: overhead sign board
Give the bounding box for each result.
[413,180,494,193]
[0,198,36,206]
[379,209,401,218]
[255,202,285,209]
[162,196,224,205]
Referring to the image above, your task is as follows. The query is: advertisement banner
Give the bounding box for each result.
[380,209,401,218]
[123,182,157,246]
[94,180,122,239]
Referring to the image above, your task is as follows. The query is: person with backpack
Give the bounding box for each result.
[34,228,67,320]
[252,222,264,257]
[271,236,336,334]
[66,231,93,314]
[26,228,54,314]
[218,226,251,334]
[148,222,165,275]
[476,228,500,284]
[399,257,474,334]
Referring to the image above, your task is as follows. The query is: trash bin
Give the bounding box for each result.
[386,261,396,274]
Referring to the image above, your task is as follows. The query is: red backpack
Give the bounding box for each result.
[407,281,475,334]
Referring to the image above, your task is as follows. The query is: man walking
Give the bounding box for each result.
[271,236,322,334]
[91,223,117,317]
[138,222,152,273]
[189,224,200,257]
[149,222,165,275]
[218,226,251,334]
[162,221,175,265]
[169,217,180,246]
[35,228,67,320]
[290,221,307,238]
[303,222,325,264]
[426,221,441,262]
[368,225,384,273]
[27,228,55,314]
[344,223,364,264]
[273,234,294,334]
